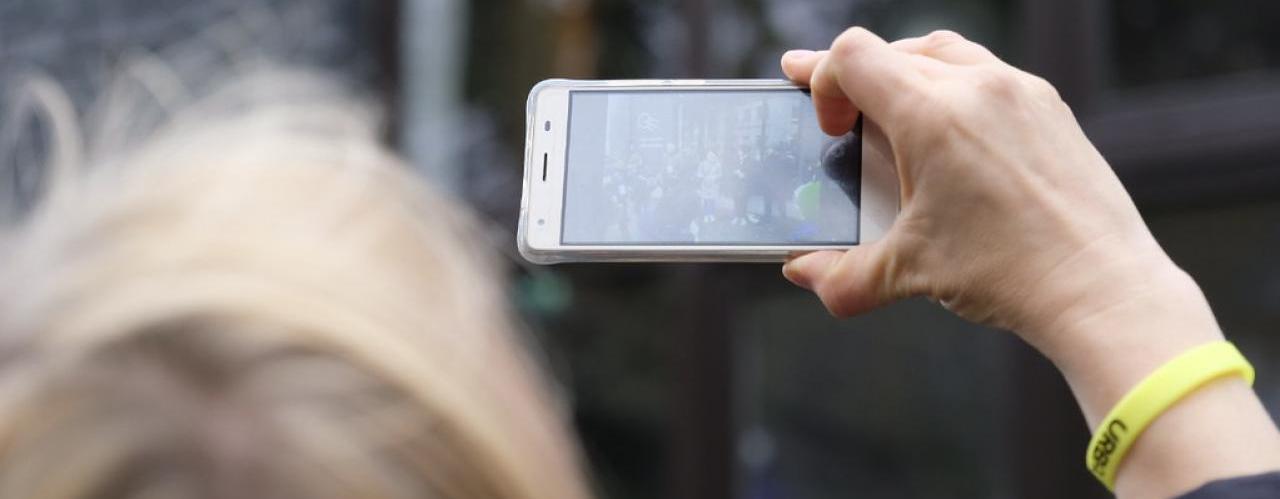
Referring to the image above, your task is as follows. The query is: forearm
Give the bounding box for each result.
[776,27,1280,498]
[1032,263,1280,498]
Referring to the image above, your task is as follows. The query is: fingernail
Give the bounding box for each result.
[783,49,815,60]
[781,259,812,289]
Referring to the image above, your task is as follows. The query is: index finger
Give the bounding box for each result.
[782,50,860,135]
[812,28,927,133]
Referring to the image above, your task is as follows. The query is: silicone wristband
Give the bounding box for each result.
[1085,341,1255,490]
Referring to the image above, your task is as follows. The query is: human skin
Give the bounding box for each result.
[778,28,1280,499]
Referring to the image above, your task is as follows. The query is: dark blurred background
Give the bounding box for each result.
[2,1,1279,498]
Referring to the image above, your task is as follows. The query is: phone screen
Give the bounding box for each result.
[562,89,860,245]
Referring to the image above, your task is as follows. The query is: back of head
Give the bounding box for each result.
[0,70,589,499]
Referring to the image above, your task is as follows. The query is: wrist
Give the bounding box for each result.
[1027,257,1223,424]
[1013,245,1280,498]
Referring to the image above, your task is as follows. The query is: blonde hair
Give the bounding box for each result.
[0,69,590,499]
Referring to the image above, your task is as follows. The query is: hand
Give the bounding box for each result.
[779,28,1280,499]
[780,28,1180,354]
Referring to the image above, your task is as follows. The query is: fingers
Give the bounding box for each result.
[889,30,998,65]
[779,29,1000,135]
[782,49,858,135]
[807,54,862,135]
[782,240,902,318]
[785,31,993,79]
[780,49,826,83]
[782,250,841,292]
[809,27,926,133]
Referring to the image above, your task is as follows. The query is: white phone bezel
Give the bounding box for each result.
[517,79,899,264]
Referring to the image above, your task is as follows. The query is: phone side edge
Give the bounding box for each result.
[520,79,856,263]
[859,118,899,243]
[518,80,576,264]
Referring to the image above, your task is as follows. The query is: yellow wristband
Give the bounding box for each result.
[1085,341,1254,490]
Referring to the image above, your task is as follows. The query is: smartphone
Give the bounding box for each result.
[517,79,899,264]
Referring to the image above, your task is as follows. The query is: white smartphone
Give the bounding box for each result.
[517,79,899,264]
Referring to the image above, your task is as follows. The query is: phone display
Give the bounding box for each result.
[519,79,899,264]
[561,89,860,246]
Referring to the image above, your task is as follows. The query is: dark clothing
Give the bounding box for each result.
[1178,471,1280,499]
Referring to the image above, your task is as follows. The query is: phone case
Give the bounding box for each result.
[516,79,891,264]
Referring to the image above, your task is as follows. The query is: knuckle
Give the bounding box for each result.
[814,272,857,318]
[821,291,858,319]
[973,65,1020,97]
[826,305,855,319]
[830,27,874,59]
[1025,73,1063,101]
[925,29,964,46]
[877,255,911,300]
[879,233,927,296]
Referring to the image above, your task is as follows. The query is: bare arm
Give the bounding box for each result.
[779,28,1280,499]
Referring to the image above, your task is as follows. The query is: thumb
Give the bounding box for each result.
[782,240,901,318]
[782,250,841,290]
